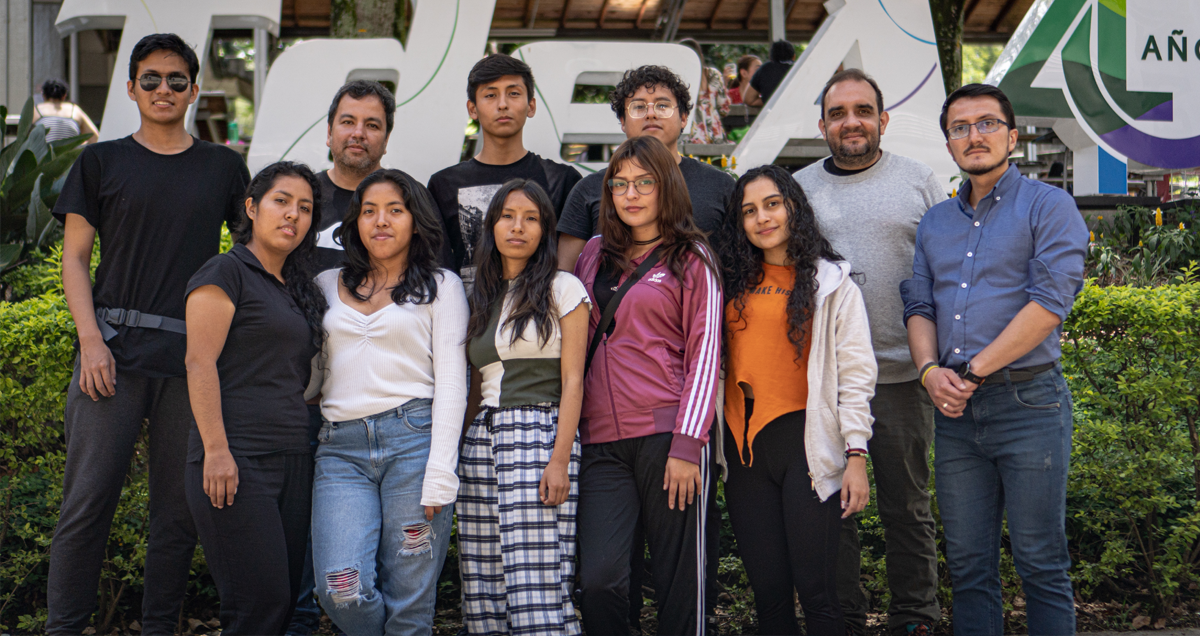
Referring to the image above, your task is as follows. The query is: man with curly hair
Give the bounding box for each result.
[556,64,734,272]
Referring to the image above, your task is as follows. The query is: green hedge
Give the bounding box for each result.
[2,279,1199,630]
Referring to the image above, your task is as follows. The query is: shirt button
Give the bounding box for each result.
[974,221,980,227]
[995,196,1001,201]
[955,314,961,320]
[954,348,961,354]
[961,282,968,288]
[967,251,973,257]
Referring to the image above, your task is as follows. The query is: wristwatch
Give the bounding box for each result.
[957,361,986,385]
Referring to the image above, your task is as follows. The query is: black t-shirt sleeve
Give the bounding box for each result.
[426,171,463,272]
[52,145,102,226]
[224,157,251,230]
[186,253,244,307]
[557,175,596,240]
[749,67,765,92]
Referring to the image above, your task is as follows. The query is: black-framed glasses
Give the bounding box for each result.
[607,178,657,196]
[946,118,1010,140]
[138,73,191,93]
[626,101,676,120]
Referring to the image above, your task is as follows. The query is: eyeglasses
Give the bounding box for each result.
[607,178,657,196]
[626,101,676,120]
[946,118,1010,140]
[137,73,191,93]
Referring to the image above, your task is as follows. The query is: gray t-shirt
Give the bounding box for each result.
[795,151,946,384]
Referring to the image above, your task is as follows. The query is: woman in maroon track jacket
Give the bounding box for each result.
[572,136,722,636]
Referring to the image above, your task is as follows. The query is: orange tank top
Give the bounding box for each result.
[724,263,810,466]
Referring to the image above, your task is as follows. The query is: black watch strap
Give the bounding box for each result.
[957,361,986,385]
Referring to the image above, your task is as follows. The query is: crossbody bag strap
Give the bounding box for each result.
[585,249,662,373]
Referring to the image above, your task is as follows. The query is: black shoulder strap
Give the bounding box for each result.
[586,250,662,373]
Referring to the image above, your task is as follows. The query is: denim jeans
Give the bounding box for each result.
[935,365,1075,636]
[311,399,454,636]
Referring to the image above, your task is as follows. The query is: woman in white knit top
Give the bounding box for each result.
[309,169,468,635]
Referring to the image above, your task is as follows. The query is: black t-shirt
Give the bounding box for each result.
[184,244,318,459]
[52,136,250,377]
[313,171,356,274]
[427,151,582,285]
[822,156,874,176]
[750,61,794,103]
[556,156,734,247]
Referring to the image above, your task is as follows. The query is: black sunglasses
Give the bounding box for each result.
[138,73,191,93]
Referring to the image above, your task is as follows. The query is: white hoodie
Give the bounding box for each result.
[718,259,878,501]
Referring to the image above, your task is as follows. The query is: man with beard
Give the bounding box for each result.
[310,80,398,273]
[428,53,581,286]
[286,79,396,636]
[902,84,1085,636]
[794,69,943,636]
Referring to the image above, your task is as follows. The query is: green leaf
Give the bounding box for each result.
[47,132,90,158]
[25,174,55,247]
[15,95,34,148]
[0,243,20,269]
[1,145,85,223]
[5,124,50,179]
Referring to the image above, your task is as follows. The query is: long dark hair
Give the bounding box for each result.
[716,164,842,358]
[337,169,444,305]
[599,136,718,283]
[466,179,560,347]
[236,161,328,349]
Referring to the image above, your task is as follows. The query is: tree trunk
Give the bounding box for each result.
[929,0,967,95]
[332,0,403,39]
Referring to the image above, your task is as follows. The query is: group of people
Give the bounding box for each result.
[45,31,1088,636]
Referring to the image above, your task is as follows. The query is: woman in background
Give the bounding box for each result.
[32,79,98,143]
[727,55,761,105]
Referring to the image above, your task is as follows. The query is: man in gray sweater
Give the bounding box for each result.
[795,69,946,636]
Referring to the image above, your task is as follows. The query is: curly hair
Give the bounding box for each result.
[235,161,328,350]
[609,65,692,122]
[599,136,717,284]
[715,164,842,360]
[466,179,560,348]
[337,169,444,306]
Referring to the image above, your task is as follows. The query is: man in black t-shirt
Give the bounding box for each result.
[556,65,734,272]
[312,80,397,273]
[427,53,582,286]
[47,34,250,635]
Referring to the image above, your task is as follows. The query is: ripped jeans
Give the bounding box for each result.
[311,399,454,635]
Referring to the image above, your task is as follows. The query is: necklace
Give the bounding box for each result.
[633,235,662,246]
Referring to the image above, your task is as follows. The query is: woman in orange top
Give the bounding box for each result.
[715,164,877,635]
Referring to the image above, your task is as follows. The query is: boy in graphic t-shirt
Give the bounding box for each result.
[47,33,250,635]
[426,53,582,288]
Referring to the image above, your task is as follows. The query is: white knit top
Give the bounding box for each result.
[314,268,469,507]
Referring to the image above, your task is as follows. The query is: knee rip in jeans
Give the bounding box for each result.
[325,567,363,607]
[399,522,434,557]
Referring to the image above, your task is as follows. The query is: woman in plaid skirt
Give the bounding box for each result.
[458,179,591,636]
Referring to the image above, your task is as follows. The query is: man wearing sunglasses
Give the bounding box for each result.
[901,84,1087,635]
[48,33,250,635]
[557,64,734,272]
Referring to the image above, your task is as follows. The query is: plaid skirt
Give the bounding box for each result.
[457,403,582,636]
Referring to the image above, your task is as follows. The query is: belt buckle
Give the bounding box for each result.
[106,308,125,324]
[124,309,141,327]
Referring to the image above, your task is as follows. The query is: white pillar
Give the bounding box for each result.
[769,0,786,43]
[254,27,269,113]
[69,31,79,101]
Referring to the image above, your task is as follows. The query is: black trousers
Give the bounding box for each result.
[724,411,844,636]
[578,432,711,636]
[186,452,313,635]
[47,361,197,635]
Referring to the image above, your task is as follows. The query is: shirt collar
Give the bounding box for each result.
[230,243,276,279]
[957,162,1021,212]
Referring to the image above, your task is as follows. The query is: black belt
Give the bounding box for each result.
[982,362,1055,385]
[95,307,187,341]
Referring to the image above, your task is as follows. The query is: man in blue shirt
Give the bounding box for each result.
[900,84,1087,636]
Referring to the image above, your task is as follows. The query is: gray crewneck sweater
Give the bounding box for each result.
[795,151,946,384]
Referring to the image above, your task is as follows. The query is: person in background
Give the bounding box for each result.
[742,40,796,107]
[310,169,468,635]
[47,33,250,635]
[428,53,582,287]
[901,84,1087,636]
[795,69,945,636]
[458,179,590,635]
[726,55,761,106]
[184,162,327,634]
[287,78,395,636]
[573,136,721,636]
[680,39,729,145]
[32,78,98,143]
[716,164,875,636]
[557,64,734,271]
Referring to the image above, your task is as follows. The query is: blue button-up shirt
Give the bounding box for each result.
[900,164,1088,369]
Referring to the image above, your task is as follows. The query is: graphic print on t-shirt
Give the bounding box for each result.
[457,183,502,287]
